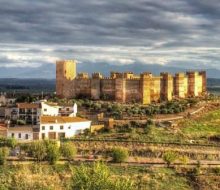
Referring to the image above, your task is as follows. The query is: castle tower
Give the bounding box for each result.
[199,71,207,93]
[186,71,196,97]
[56,60,77,97]
[115,74,126,103]
[91,73,102,100]
[140,73,152,104]
[160,73,173,101]
[174,73,188,98]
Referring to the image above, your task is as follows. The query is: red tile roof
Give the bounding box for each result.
[40,116,90,124]
[17,103,41,109]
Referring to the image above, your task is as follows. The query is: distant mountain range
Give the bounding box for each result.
[0,62,220,79]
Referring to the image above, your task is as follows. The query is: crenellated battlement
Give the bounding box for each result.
[125,78,140,81]
[56,60,207,104]
[102,77,113,80]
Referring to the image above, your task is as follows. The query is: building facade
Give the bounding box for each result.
[7,126,33,141]
[5,100,88,141]
[39,116,91,140]
[56,60,207,104]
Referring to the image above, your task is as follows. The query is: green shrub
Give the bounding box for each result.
[111,147,129,163]
[6,138,17,148]
[46,142,60,165]
[71,162,134,190]
[30,141,47,162]
[163,151,178,167]
[0,147,9,165]
[61,142,77,161]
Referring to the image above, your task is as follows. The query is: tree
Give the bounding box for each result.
[0,147,9,165]
[163,151,178,167]
[30,141,47,162]
[111,147,129,163]
[46,142,60,165]
[61,142,77,162]
[6,138,17,148]
[71,162,134,190]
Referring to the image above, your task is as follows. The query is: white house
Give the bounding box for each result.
[5,101,61,125]
[39,115,91,140]
[41,102,60,116]
[7,126,33,141]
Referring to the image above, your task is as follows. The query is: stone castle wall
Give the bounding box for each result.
[56,60,207,104]
[125,79,141,102]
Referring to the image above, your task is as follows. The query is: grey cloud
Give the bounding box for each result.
[0,0,219,72]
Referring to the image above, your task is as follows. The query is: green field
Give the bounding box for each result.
[180,109,220,140]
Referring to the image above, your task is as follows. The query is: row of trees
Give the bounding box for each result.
[26,140,77,165]
[0,139,130,165]
[0,137,190,167]
[0,140,77,165]
[69,98,199,119]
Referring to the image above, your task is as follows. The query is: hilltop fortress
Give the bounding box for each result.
[56,60,207,104]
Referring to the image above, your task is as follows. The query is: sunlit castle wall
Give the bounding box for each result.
[56,60,207,104]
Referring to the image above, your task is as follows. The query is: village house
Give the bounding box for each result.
[0,93,16,106]
[39,115,91,140]
[7,126,33,141]
[5,100,90,141]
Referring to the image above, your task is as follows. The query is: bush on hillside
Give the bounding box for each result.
[0,147,9,165]
[111,147,129,163]
[71,162,134,190]
[29,141,47,162]
[61,142,77,162]
[46,142,60,165]
[163,151,178,167]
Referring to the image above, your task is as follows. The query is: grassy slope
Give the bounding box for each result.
[86,108,220,144]
[180,110,220,139]
[0,164,192,190]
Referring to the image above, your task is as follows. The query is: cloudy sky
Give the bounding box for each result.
[0,0,220,75]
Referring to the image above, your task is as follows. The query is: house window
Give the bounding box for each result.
[50,126,53,130]
[60,125,64,130]
[18,133,21,138]
[66,108,70,111]
[25,134,28,139]
[42,133,45,139]
[44,108,47,112]
[11,133,14,138]
[68,126,71,129]
[42,126,45,130]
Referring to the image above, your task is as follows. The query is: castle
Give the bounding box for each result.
[56,60,207,104]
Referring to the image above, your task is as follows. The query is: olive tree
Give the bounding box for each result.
[111,147,129,163]
[61,142,77,162]
[71,162,134,190]
[30,141,47,162]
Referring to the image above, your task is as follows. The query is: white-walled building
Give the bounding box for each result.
[0,94,16,106]
[5,101,78,124]
[7,126,33,141]
[5,100,85,141]
[39,116,91,140]
[41,102,60,116]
